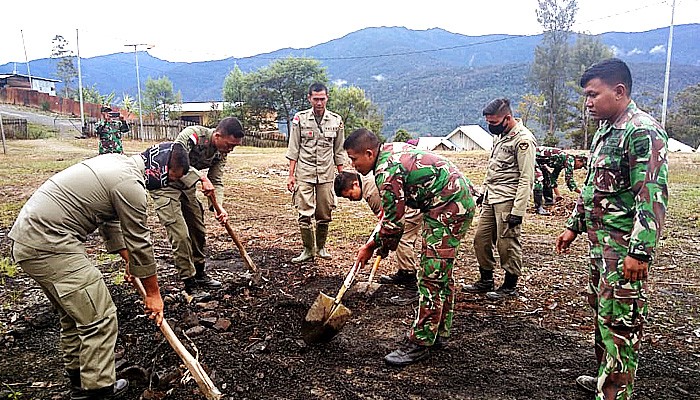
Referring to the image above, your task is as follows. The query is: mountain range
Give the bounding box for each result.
[2,24,699,137]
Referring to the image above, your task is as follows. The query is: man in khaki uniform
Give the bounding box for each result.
[9,143,189,399]
[151,117,244,299]
[286,83,346,263]
[463,98,536,301]
[334,170,421,288]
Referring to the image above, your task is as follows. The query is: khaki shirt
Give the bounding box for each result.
[286,108,346,184]
[172,125,227,204]
[9,154,158,278]
[483,119,537,216]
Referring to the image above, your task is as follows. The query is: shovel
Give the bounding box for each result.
[207,193,262,284]
[301,260,362,344]
[354,255,382,295]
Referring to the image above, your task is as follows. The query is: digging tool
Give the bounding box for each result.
[131,277,223,400]
[207,193,261,284]
[354,255,382,295]
[301,260,362,344]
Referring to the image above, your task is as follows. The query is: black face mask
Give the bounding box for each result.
[488,116,508,135]
[141,142,175,190]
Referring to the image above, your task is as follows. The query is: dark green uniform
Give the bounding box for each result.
[373,142,475,345]
[96,119,129,154]
[566,101,668,400]
[534,146,579,199]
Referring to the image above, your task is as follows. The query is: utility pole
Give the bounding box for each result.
[661,0,676,128]
[125,43,154,141]
[76,29,85,134]
[20,30,33,89]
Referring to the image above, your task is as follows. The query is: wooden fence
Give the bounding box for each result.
[243,130,287,148]
[0,118,28,139]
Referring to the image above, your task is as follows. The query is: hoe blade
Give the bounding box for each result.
[301,292,352,344]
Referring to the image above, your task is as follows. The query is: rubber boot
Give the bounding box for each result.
[194,263,221,288]
[71,379,128,399]
[379,270,418,286]
[292,227,315,263]
[534,190,550,215]
[65,369,81,391]
[486,272,519,300]
[543,186,555,205]
[315,223,332,260]
[183,277,212,302]
[462,268,494,293]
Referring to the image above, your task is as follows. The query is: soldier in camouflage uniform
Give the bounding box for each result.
[96,106,129,154]
[150,117,244,300]
[462,98,536,301]
[344,128,475,367]
[286,82,346,263]
[9,143,189,399]
[556,58,668,400]
[533,146,587,215]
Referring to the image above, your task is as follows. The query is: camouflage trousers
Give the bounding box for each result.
[409,176,475,346]
[98,134,123,155]
[533,164,554,201]
[587,257,647,400]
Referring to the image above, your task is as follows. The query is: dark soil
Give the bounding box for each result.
[1,148,699,400]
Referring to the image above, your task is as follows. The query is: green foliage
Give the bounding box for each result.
[40,101,50,111]
[143,76,180,120]
[667,83,700,148]
[120,94,136,115]
[517,93,546,126]
[222,64,263,131]
[1,382,22,399]
[81,84,115,106]
[51,34,78,99]
[393,129,413,142]
[0,257,18,285]
[328,85,383,136]
[27,123,57,139]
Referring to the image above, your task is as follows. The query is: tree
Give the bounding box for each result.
[245,57,328,140]
[328,85,383,136]
[393,129,412,142]
[120,94,136,115]
[530,0,578,136]
[80,84,114,106]
[222,64,266,132]
[517,93,546,127]
[51,35,78,98]
[143,76,181,121]
[666,83,700,148]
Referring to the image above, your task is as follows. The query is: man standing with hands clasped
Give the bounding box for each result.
[286,82,346,263]
[556,58,668,400]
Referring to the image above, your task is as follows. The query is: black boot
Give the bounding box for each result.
[461,268,494,293]
[71,379,128,399]
[183,277,212,302]
[65,369,81,390]
[486,272,519,300]
[534,190,550,215]
[384,342,431,366]
[379,269,417,286]
[194,263,221,288]
[575,375,597,393]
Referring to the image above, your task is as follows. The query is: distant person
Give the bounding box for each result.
[462,98,536,301]
[96,106,129,154]
[150,117,244,301]
[533,146,587,215]
[9,143,189,399]
[344,129,475,366]
[286,83,346,263]
[556,58,668,399]
[334,170,421,295]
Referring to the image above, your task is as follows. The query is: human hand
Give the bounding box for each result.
[475,193,484,207]
[356,243,374,268]
[506,214,522,228]
[287,176,296,193]
[215,207,229,226]
[555,195,564,203]
[200,177,215,196]
[623,256,649,282]
[555,229,578,254]
[143,293,164,326]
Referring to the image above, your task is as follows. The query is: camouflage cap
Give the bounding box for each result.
[101,106,112,113]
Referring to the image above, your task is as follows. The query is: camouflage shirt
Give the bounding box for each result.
[372,143,474,252]
[566,101,668,262]
[173,126,227,203]
[536,146,578,191]
[96,119,129,154]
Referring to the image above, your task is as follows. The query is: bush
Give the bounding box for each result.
[40,101,50,111]
[27,123,57,139]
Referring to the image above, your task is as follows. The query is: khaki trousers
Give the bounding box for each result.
[151,186,206,279]
[473,200,523,276]
[12,243,118,390]
[395,212,422,272]
[292,181,336,227]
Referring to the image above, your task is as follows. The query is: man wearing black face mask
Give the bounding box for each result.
[8,143,189,399]
[462,98,536,301]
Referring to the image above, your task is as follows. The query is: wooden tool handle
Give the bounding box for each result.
[208,193,260,283]
[334,261,362,304]
[131,277,222,400]
[366,256,381,283]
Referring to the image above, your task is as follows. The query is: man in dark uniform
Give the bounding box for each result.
[533,146,587,215]
[96,106,129,154]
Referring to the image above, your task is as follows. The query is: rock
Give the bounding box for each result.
[184,326,206,337]
[181,310,199,328]
[200,317,218,328]
[213,318,231,332]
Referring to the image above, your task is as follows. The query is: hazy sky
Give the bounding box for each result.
[1,0,698,66]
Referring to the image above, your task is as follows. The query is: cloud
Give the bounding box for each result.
[372,74,385,81]
[333,79,347,86]
[610,45,622,57]
[649,45,666,55]
[627,48,643,55]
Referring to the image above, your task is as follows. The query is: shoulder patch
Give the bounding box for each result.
[518,142,530,151]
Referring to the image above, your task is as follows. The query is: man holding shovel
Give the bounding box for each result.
[9,143,189,399]
[150,117,244,301]
[344,128,476,366]
[334,170,422,294]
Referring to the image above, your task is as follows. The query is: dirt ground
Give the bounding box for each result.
[0,137,699,400]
